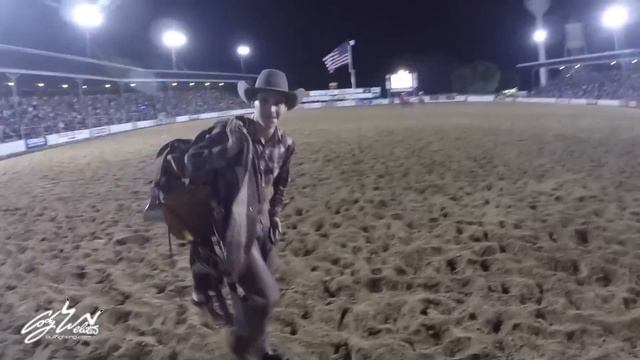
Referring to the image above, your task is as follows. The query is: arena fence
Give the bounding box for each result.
[2,95,639,159]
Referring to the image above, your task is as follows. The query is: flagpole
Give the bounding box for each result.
[348,40,356,89]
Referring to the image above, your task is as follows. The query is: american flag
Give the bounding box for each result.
[323,41,351,73]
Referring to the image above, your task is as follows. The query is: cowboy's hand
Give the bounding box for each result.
[270,216,282,234]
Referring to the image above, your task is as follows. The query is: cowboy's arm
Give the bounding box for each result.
[269,140,295,220]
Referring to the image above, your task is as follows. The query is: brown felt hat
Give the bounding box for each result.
[238,69,305,110]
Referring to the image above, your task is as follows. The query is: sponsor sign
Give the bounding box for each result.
[89,127,110,137]
[25,137,47,150]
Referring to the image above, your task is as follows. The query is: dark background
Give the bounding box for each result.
[0,0,638,92]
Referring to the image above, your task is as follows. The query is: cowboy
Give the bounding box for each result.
[144,69,303,360]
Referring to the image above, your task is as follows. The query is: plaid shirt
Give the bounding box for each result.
[236,116,295,224]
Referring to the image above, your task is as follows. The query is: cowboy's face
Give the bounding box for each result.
[254,92,286,127]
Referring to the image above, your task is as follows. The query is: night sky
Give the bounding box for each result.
[0,0,638,92]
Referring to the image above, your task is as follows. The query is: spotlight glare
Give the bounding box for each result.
[162,30,187,49]
[71,3,104,29]
[602,5,630,30]
[237,45,251,56]
[533,29,548,43]
[36,83,45,87]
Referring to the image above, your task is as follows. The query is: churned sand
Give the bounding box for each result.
[1,103,640,360]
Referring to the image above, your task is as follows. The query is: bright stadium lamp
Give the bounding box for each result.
[7,82,14,86]
[82,85,88,89]
[218,82,225,86]
[602,5,629,29]
[61,84,69,88]
[129,83,136,87]
[71,3,104,58]
[204,82,211,86]
[237,45,251,73]
[602,4,630,50]
[36,83,45,88]
[189,82,195,86]
[633,59,639,64]
[162,29,187,70]
[533,29,548,43]
[104,84,111,88]
[171,82,178,87]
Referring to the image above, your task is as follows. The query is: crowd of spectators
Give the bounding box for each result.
[0,88,246,143]
[529,66,640,101]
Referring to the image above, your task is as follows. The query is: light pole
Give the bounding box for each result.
[237,45,251,73]
[524,0,551,87]
[602,4,630,50]
[162,30,187,70]
[71,3,104,58]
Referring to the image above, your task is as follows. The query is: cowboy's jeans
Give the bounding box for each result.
[190,222,278,359]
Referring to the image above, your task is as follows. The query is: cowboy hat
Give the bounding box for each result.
[238,69,305,110]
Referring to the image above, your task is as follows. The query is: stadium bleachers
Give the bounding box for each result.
[530,67,640,101]
[0,89,246,143]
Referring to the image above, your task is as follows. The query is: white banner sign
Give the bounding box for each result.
[0,140,26,157]
[109,123,134,133]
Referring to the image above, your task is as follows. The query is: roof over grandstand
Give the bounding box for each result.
[0,44,258,83]
[516,49,640,70]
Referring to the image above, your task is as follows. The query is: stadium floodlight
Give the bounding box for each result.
[6,82,14,86]
[559,66,566,70]
[36,83,45,87]
[611,61,617,65]
[602,4,630,50]
[104,84,111,88]
[633,59,639,64]
[218,82,225,86]
[602,5,629,30]
[82,85,88,89]
[162,29,187,70]
[533,29,548,43]
[204,82,211,86]
[129,83,136,87]
[61,84,69,88]
[171,82,178,87]
[72,3,104,28]
[237,45,251,73]
[71,3,104,57]
[574,64,581,69]
[189,82,195,86]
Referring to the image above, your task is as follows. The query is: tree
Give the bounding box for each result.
[451,61,502,94]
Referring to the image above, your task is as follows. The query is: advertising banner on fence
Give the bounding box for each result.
[466,95,497,102]
[109,123,134,134]
[135,120,156,129]
[25,137,48,150]
[90,126,110,137]
[0,140,26,157]
[47,129,91,145]
[597,99,623,107]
